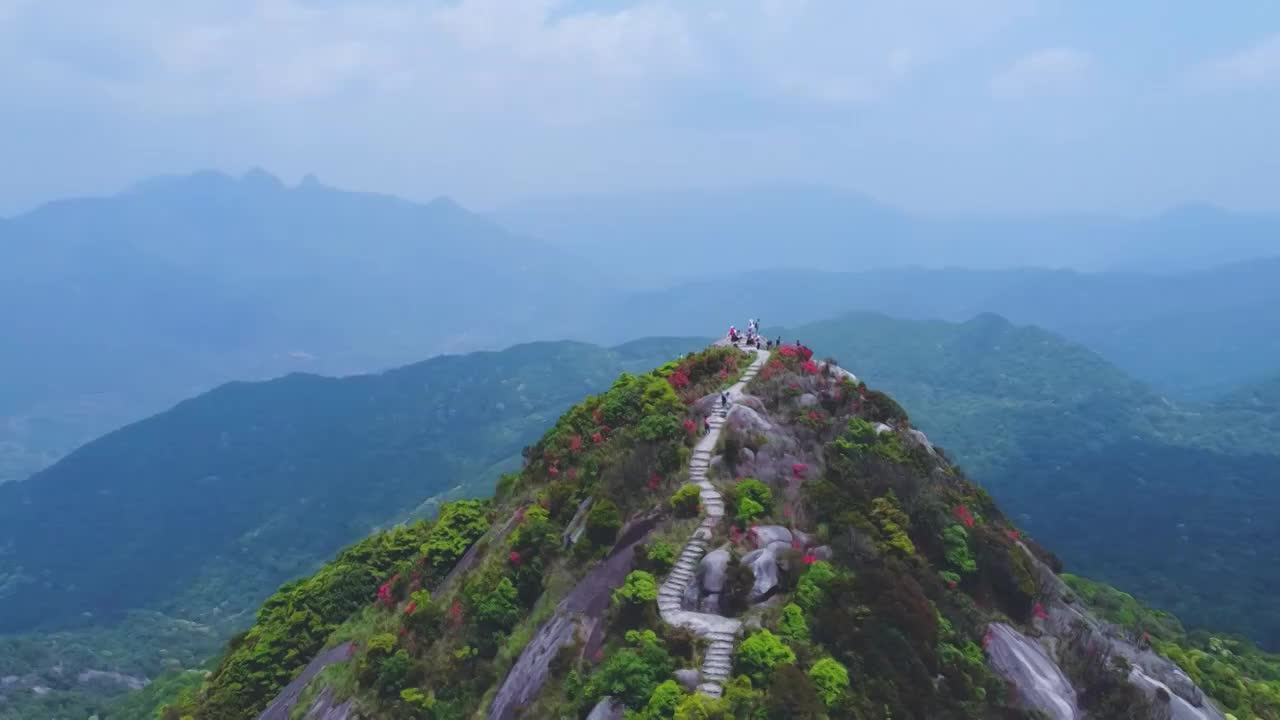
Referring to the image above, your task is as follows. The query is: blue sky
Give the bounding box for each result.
[1,0,1278,215]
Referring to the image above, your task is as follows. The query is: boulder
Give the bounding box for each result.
[586,697,625,720]
[747,549,779,600]
[701,593,721,614]
[701,548,730,593]
[751,525,792,547]
[873,422,893,435]
[792,530,819,549]
[811,545,833,561]
[798,393,819,407]
[738,447,756,465]
[674,669,701,693]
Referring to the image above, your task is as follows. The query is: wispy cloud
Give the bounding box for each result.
[1191,33,1280,91]
[990,47,1094,99]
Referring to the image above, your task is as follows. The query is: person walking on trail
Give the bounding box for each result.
[720,392,728,408]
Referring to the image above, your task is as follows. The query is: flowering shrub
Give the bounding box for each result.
[667,370,690,389]
[953,505,976,529]
[792,463,808,479]
[801,360,819,375]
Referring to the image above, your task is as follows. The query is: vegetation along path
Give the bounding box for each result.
[656,345,768,698]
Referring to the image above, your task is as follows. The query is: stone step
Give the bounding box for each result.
[696,683,723,698]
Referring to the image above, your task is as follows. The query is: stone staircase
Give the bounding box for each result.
[657,346,768,698]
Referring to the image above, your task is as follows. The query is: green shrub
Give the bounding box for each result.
[673,692,729,720]
[644,541,677,575]
[778,603,809,641]
[733,478,773,514]
[795,561,839,610]
[670,484,702,518]
[614,571,660,607]
[807,658,850,708]
[642,679,683,719]
[735,497,765,524]
[870,492,915,556]
[735,630,796,685]
[943,524,978,574]
[587,499,623,546]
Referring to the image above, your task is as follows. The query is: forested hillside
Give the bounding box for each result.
[785,312,1280,648]
[0,337,703,719]
[148,341,1277,720]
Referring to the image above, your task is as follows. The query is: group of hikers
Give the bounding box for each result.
[728,318,779,350]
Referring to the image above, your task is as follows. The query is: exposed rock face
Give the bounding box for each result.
[300,687,355,720]
[488,515,658,720]
[585,697,625,720]
[1129,667,1222,720]
[984,545,1228,720]
[985,623,1081,720]
[798,393,819,407]
[258,642,355,720]
[1024,546,1224,718]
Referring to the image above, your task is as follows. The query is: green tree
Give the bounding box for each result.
[470,574,520,633]
[808,658,850,708]
[765,664,824,720]
[870,492,915,556]
[584,630,675,709]
[735,630,796,686]
[421,500,490,577]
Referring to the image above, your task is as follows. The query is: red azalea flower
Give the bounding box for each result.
[450,598,463,625]
[801,360,819,375]
[802,553,817,565]
[682,418,697,435]
[1033,603,1049,620]
[406,601,417,614]
[668,371,690,389]
[593,407,604,424]
[567,467,578,480]
[953,505,975,528]
[509,551,522,565]
[948,581,958,590]
[569,435,583,453]
[792,463,808,479]
[549,467,560,477]
[592,432,602,444]
[1006,530,1020,541]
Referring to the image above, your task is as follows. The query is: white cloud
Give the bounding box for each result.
[990,47,1093,99]
[1191,33,1280,91]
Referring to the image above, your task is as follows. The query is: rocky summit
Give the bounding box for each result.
[159,340,1245,720]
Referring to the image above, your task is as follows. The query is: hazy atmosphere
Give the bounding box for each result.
[4,0,1280,214]
[3,3,1280,720]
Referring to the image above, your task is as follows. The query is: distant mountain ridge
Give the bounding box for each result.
[0,169,606,484]
[497,184,1280,277]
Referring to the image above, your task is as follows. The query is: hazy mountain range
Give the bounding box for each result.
[4,170,1280,487]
